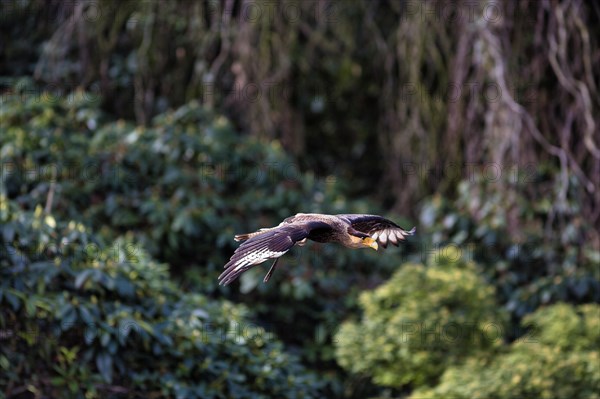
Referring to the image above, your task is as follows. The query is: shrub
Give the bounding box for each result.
[412,303,600,399]
[0,81,415,390]
[0,80,314,278]
[419,176,600,334]
[521,302,600,351]
[334,246,505,388]
[0,199,324,398]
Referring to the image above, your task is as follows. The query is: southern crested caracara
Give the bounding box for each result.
[218,213,415,285]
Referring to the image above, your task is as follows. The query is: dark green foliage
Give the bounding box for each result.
[1,77,310,277]
[1,81,413,395]
[419,176,600,331]
[411,304,600,399]
[0,200,324,398]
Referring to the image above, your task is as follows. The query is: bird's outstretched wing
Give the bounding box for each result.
[219,220,331,285]
[337,214,415,248]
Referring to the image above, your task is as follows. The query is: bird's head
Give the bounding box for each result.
[362,237,378,251]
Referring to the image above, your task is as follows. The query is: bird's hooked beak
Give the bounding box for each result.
[363,237,378,251]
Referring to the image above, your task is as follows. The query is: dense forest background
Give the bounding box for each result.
[1,1,599,398]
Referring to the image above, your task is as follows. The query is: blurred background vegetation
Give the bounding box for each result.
[1,0,599,398]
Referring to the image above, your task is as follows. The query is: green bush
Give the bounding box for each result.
[1,82,419,397]
[412,303,600,399]
[1,79,314,278]
[1,81,416,391]
[522,303,600,351]
[0,199,324,398]
[419,176,600,328]
[334,246,505,389]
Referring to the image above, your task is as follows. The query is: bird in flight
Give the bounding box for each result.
[219,213,415,285]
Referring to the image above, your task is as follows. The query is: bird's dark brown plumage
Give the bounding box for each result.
[218,213,415,285]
